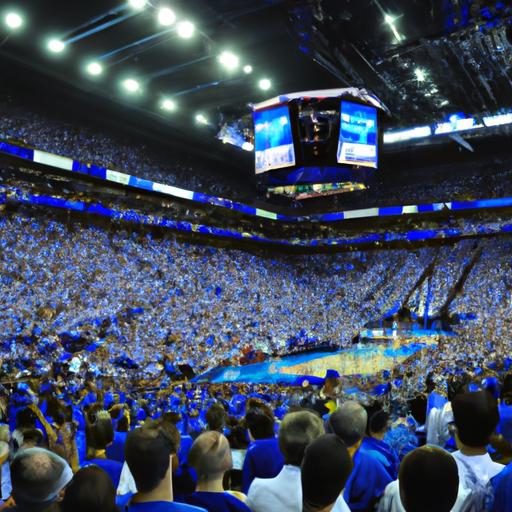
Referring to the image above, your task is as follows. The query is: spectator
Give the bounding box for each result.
[86,410,123,488]
[246,410,324,512]
[107,408,130,463]
[327,401,392,512]
[206,404,227,434]
[124,425,204,512]
[241,406,284,493]
[378,446,469,512]
[61,465,118,512]
[361,404,399,480]
[451,391,504,509]
[185,431,250,512]
[301,434,353,512]
[10,447,73,512]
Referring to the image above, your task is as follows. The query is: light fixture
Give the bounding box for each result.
[87,61,103,76]
[129,0,147,9]
[384,14,395,24]
[242,142,254,151]
[123,78,140,93]
[161,98,176,111]
[47,39,66,53]
[177,21,195,39]
[259,78,272,91]
[414,68,426,82]
[243,65,253,74]
[4,12,23,30]
[196,114,208,125]
[218,51,239,70]
[158,7,176,26]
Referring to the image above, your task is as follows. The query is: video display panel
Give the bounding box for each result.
[337,100,378,168]
[254,105,296,174]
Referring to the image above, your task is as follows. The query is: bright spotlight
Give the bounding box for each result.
[242,142,254,151]
[177,21,195,39]
[158,7,176,26]
[161,98,177,111]
[218,51,239,70]
[5,12,23,30]
[259,78,272,91]
[123,78,140,93]
[384,14,395,24]
[415,68,427,82]
[196,114,208,125]
[87,61,103,76]
[47,39,66,53]
[243,65,253,74]
[129,0,147,9]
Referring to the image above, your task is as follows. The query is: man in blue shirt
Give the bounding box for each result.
[327,401,392,512]
[360,405,399,480]
[125,424,206,512]
[242,405,284,493]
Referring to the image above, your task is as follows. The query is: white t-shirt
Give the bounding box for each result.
[452,451,504,488]
[247,464,351,512]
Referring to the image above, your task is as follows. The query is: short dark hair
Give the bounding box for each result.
[245,407,274,440]
[125,426,177,493]
[302,434,352,512]
[206,403,227,432]
[365,403,390,436]
[399,446,459,512]
[278,411,324,466]
[61,465,117,512]
[452,391,499,447]
[117,416,129,433]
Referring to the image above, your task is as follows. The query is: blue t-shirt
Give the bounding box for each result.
[344,449,393,512]
[184,492,251,512]
[360,436,399,480]
[128,501,207,512]
[107,431,128,462]
[242,437,284,494]
[86,458,123,488]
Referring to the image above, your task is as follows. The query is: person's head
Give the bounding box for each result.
[278,410,324,466]
[20,428,44,449]
[245,406,275,441]
[61,465,117,512]
[399,446,459,512]
[302,434,353,512]
[188,431,232,483]
[325,401,367,456]
[86,410,114,452]
[125,425,179,494]
[10,447,73,510]
[206,403,227,433]
[323,370,341,394]
[117,414,130,433]
[365,403,390,440]
[452,391,499,449]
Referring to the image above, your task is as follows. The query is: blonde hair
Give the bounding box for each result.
[188,431,232,479]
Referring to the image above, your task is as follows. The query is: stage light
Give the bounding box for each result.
[384,14,395,24]
[259,78,272,91]
[4,12,23,30]
[177,21,195,39]
[242,141,254,151]
[47,39,66,53]
[196,114,208,125]
[161,98,176,111]
[122,78,140,93]
[243,65,253,74]
[87,61,103,76]
[218,51,239,70]
[158,7,176,26]
[415,68,427,82]
[129,0,147,9]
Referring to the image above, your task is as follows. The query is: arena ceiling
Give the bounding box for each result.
[1,0,511,151]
